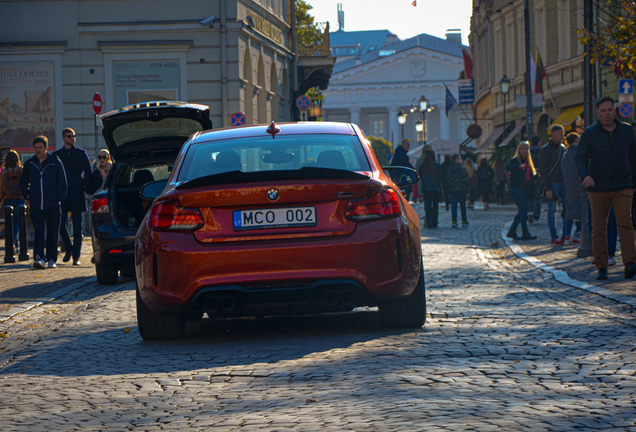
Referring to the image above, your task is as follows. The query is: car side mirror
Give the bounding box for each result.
[382,166,420,187]
[140,180,168,200]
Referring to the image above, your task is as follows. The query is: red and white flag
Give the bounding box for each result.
[460,46,473,79]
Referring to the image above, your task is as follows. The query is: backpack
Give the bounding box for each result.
[2,167,23,199]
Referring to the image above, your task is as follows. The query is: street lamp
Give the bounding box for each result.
[419,95,428,111]
[397,109,407,141]
[501,75,511,135]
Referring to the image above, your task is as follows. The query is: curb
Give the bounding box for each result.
[501,222,636,308]
[0,276,98,322]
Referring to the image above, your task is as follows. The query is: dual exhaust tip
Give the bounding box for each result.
[204,295,236,314]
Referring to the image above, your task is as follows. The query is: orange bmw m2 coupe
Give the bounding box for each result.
[134,121,424,339]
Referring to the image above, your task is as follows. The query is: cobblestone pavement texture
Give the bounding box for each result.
[0,206,635,430]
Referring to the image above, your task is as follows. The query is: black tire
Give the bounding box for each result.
[96,263,118,285]
[380,264,426,328]
[119,267,136,278]
[136,287,186,340]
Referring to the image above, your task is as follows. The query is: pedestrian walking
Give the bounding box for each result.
[575,95,636,280]
[539,124,569,246]
[477,159,495,210]
[440,154,452,211]
[493,157,507,205]
[0,150,25,254]
[53,128,92,266]
[418,149,442,228]
[446,154,469,228]
[391,139,413,200]
[19,136,68,269]
[464,158,478,209]
[505,141,537,240]
[86,149,112,195]
[528,135,543,223]
[561,132,582,246]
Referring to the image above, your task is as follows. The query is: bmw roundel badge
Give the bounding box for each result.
[267,188,279,201]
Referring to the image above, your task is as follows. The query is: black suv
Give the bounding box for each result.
[91,101,212,284]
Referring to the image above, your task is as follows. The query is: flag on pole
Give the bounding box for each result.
[460,46,473,79]
[531,48,547,94]
[412,0,417,6]
[445,84,458,118]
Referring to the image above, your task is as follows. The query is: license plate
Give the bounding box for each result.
[233,206,317,231]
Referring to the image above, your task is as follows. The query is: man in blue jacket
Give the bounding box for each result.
[53,128,92,266]
[19,136,68,269]
[575,95,636,281]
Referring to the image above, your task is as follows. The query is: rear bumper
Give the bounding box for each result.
[136,217,422,313]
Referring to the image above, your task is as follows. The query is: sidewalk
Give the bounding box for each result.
[416,201,635,299]
[0,239,97,318]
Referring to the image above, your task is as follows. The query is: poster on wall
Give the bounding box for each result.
[0,61,56,151]
[113,61,180,109]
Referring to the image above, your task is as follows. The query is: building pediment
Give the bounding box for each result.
[330,48,463,86]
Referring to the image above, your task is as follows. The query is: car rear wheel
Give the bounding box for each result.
[96,263,118,285]
[380,264,426,328]
[136,287,187,340]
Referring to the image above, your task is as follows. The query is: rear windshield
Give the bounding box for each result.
[177,134,370,182]
[112,118,204,147]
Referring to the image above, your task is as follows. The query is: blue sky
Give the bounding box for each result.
[307,0,473,44]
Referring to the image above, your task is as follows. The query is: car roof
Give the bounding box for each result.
[191,122,357,143]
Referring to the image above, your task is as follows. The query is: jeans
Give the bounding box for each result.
[450,191,467,223]
[588,189,636,269]
[510,187,529,232]
[60,203,84,261]
[31,204,61,263]
[2,198,24,251]
[547,182,571,240]
[422,190,440,226]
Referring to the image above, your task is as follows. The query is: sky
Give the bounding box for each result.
[306,0,473,45]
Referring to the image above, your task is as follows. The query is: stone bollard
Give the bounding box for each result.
[577,183,593,258]
[18,205,30,261]
[3,205,16,264]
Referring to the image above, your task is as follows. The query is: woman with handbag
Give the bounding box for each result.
[506,141,537,240]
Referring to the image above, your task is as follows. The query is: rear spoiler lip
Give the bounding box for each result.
[175,167,371,190]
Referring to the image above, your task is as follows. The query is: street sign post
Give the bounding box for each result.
[619,79,634,95]
[619,94,632,103]
[619,103,633,118]
[458,79,475,104]
[229,112,246,127]
[296,95,311,121]
[92,93,102,156]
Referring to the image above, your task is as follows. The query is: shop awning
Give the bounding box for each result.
[550,105,584,132]
[498,120,526,147]
[475,126,504,153]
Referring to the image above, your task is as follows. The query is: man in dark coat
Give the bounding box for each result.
[20,136,68,269]
[575,96,636,280]
[539,125,569,245]
[53,127,92,266]
[391,139,413,199]
[575,95,636,281]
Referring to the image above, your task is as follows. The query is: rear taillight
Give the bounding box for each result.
[91,198,109,214]
[345,188,401,221]
[149,199,204,231]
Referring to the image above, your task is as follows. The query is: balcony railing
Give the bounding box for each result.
[297,21,331,57]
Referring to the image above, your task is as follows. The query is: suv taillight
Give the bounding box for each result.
[91,198,109,214]
[345,189,401,221]
[149,199,204,231]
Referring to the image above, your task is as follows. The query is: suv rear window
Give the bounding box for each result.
[111,118,204,148]
[177,134,370,182]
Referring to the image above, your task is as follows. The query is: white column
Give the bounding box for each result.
[388,106,400,149]
[349,107,361,126]
[439,105,450,141]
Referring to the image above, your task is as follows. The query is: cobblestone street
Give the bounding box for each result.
[1,207,635,431]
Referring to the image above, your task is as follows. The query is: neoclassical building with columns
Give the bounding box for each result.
[323,32,468,151]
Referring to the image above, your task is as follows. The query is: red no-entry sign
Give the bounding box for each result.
[92,93,102,115]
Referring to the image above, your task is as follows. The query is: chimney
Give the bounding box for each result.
[385,33,398,45]
[337,3,344,31]
[445,29,462,44]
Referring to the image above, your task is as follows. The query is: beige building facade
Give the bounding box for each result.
[0,0,297,158]
[470,0,587,152]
